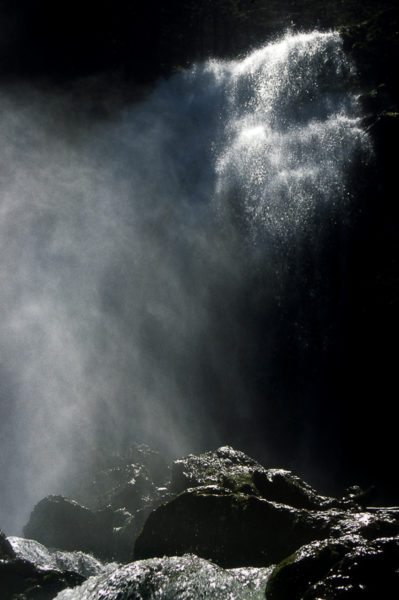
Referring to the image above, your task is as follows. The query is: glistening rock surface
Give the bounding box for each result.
[0,530,16,560]
[23,496,114,560]
[18,445,399,597]
[171,446,343,509]
[0,557,84,600]
[134,485,336,567]
[266,534,399,599]
[23,444,170,562]
[55,554,274,600]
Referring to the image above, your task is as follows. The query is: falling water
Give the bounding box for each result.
[0,32,369,534]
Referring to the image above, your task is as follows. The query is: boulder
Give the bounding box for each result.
[171,446,341,510]
[265,535,364,600]
[122,444,169,487]
[0,558,84,600]
[23,496,114,560]
[0,530,16,560]
[95,463,157,513]
[22,444,172,564]
[134,485,335,568]
[135,448,399,570]
[55,554,273,600]
[304,536,399,598]
[170,446,266,493]
[332,506,399,541]
[266,532,399,599]
[73,444,168,512]
[7,535,118,578]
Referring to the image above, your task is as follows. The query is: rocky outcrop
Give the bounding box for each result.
[135,447,399,570]
[303,536,399,598]
[23,496,114,560]
[134,485,335,568]
[23,445,170,562]
[0,555,84,600]
[7,535,118,578]
[22,493,156,563]
[55,554,273,600]
[71,443,169,510]
[171,446,341,509]
[0,530,16,560]
[18,445,399,596]
[266,534,399,599]
[265,536,361,599]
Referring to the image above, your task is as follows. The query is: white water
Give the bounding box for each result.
[0,32,369,534]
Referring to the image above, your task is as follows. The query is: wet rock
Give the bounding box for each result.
[107,487,173,562]
[97,463,157,513]
[23,496,114,560]
[0,558,84,600]
[55,554,273,600]
[331,507,399,540]
[341,7,399,102]
[170,446,264,493]
[23,444,172,563]
[266,532,399,599]
[341,485,376,508]
[265,535,365,600]
[135,448,399,571]
[71,444,169,514]
[123,444,169,487]
[0,530,16,560]
[304,536,399,598]
[8,535,118,578]
[171,446,340,510]
[252,469,339,510]
[134,485,334,568]
[110,507,159,563]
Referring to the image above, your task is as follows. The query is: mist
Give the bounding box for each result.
[0,32,370,534]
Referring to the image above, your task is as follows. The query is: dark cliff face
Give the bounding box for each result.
[0,1,396,83]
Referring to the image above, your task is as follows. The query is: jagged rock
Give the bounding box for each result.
[134,485,335,568]
[0,558,84,600]
[71,444,169,513]
[331,507,399,540]
[251,469,339,510]
[122,444,169,487]
[22,495,168,564]
[304,536,399,598]
[341,485,376,507]
[266,533,399,599]
[135,446,399,570]
[55,554,273,600]
[23,496,114,560]
[341,7,399,99]
[7,535,119,578]
[0,530,16,560]
[170,446,265,493]
[19,444,399,596]
[69,445,170,561]
[265,535,365,599]
[22,444,172,564]
[110,506,160,563]
[96,463,157,513]
[171,446,340,510]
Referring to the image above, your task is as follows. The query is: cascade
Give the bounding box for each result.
[0,32,370,534]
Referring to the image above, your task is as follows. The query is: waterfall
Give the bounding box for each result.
[0,32,369,534]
